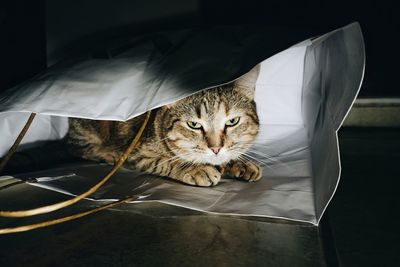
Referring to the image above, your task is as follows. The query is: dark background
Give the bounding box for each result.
[0,0,398,97]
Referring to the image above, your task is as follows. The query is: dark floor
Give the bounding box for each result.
[0,185,325,267]
[0,127,399,266]
[327,127,400,266]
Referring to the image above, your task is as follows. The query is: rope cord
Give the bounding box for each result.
[0,113,36,173]
[0,196,136,234]
[0,111,151,233]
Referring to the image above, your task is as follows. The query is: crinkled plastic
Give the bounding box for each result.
[0,23,364,224]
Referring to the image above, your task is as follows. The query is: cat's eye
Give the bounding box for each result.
[225,117,240,127]
[187,121,202,129]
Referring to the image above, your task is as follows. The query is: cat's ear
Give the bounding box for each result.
[233,64,260,100]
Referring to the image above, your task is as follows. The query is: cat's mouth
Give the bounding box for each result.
[177,147,233,166]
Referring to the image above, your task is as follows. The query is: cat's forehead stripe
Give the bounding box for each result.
[200,102,208,119]
[195,105,201,118]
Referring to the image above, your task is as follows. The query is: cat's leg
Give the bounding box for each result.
[224,160,262,182]
[71,141,121,165]
[83,145,121,165]
[125,152,221,186]
[68,119,121,164]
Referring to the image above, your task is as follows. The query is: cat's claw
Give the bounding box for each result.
[227,161,262,182]
[182,165,221,187]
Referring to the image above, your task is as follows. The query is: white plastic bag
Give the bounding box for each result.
[0,23,364,224]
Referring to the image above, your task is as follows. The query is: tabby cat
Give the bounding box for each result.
[68,65,262,186]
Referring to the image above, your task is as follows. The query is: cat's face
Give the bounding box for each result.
[160,65,260,166]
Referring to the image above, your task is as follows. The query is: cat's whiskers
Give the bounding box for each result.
[236,155,252,167]
[249,152,291,170]
[246,149,284,164]
[237,154,271,171]
[153,147,206,172]
[234,149,293,171]
[176,161,194,172]
[228,141,289,168]
[234,142,282,159]
[237,153,277,170]
[152,136,171,144]
[229,149,268,166]
[243,143,276,150]
[151,151,194,170]
[242,142,303,164]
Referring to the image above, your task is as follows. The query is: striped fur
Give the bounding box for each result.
[68,65,262,186]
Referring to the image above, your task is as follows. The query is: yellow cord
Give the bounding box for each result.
[0,111,151,234]
[0,196,136,234]
[0,113,36,173]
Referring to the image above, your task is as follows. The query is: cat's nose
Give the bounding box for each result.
[209,146,221,154]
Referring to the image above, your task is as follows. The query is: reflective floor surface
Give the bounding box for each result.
[1,127,399,266]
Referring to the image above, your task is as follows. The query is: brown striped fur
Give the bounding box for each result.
[68,65,262,186]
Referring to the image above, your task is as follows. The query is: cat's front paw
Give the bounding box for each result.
[181,165,221,187]
[227,160,262,182]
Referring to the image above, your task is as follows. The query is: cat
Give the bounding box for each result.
[67,65,262,187]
